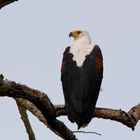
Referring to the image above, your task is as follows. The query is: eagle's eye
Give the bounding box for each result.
[77,31,81,34]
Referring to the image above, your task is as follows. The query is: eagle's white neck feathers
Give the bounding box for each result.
[74,31,91,46]
[69,31,94,67]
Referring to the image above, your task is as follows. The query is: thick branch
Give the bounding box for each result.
[0,75,77,140]
[18,101,140,131]
[16,99,36,140]
[12,90,140,131]
[54,104,140,130]
[0,0,18,9]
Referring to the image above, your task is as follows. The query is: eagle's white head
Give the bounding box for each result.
[69,30,94,67]
[69,30,91,46]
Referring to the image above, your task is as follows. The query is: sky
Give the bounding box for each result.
[0,0,139,139]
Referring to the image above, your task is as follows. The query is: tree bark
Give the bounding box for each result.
[55,104,140,130]
[16,99,36,140]
[0,75,77,140]
[0,0,18,9]
[0,74,140,139]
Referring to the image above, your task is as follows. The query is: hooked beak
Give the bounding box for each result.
[69,32,72,38]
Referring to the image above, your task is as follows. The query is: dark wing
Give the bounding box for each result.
[82,45,103,121]
[61,46,71,77]
[61,46,81,122]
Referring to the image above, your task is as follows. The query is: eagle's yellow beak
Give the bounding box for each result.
[69,31,81,40]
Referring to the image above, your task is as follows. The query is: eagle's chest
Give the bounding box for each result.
[69,45,94,67]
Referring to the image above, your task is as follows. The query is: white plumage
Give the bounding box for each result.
[69,31,94,67]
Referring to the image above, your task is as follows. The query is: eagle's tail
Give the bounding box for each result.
[66,102,93,129]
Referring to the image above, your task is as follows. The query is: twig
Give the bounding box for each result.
[73,130,101,136]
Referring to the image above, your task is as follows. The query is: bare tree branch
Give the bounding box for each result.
[54,104,140,130]
[15,98,65,139]
[73,130,101,136]
[16,98,47,125]
[94,106,140,130]
[0,74,77,140]
[0,74,140,139]
[0,0,18,9]
[16,98,36,140]
[18,100,140,132]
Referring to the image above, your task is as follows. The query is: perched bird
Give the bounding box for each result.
[61,30,103,129]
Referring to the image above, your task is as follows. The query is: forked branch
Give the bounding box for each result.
[16,99,36,140]
[0,75,77,140]
[0,74,140,139]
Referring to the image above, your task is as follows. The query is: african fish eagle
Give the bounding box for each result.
[61,30,103,129]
